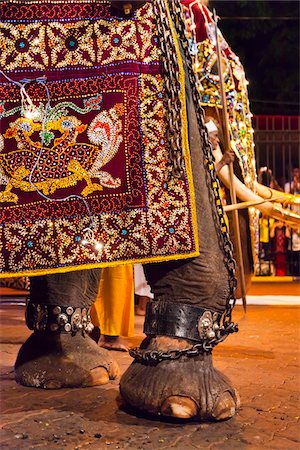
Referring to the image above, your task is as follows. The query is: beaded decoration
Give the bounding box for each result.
[182,0,256,189]
[0,1,199,277]
[182,0,259,263]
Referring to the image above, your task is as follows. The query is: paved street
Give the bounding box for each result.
[0,299,299,449]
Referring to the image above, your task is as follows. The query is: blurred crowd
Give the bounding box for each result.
[257,167,300,277]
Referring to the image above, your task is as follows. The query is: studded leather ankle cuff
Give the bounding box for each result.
[25,302,94,334]
[144,300,222,342]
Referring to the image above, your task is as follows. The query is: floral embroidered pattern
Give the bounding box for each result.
[141,75,193,254]
[0,3,160,72]
[0,3,110,22]
[136,3,160,63]
[0,22,48,70]
[48,21,96,68]
[100,211,149,262]
[96,20,138,65]
[55,216,103,266]
[4,220,56,273]
[0,1,197,277]
[95,6,159,66]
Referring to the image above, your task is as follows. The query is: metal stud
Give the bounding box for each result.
[58,313,68,324]
[64,323,72,332]
[53,306,61,315]
[66,307,74,315]
[86,323,94,333]
[207,330,216,339]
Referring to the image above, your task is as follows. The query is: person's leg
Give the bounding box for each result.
[15,269,120,388]
[134,264,153,316]
[135,296,148,316]
[94,266,134,351]
[99,335,130,352]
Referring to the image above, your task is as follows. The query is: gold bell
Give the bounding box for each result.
[123,3,133,15]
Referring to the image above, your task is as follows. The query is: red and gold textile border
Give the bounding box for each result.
[182,0,256,190]
[0,1,199,277]
[182,0,258,266]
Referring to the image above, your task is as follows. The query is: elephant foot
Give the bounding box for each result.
[15,331,120,389]
[120,337,239,421]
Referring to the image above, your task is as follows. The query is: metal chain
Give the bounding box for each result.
[167,0,237,328]
[129,321,238,364]
[154,0,185,178]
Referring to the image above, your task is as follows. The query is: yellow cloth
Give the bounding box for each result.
[260,218,275,243]
[90,265,134,337]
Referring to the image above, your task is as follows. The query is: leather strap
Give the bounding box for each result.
[25,302,94,334]
[144,300,222,342]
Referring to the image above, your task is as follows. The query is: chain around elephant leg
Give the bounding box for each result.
[120,300,239,421]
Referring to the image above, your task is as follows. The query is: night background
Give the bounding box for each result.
[209,0,300,116]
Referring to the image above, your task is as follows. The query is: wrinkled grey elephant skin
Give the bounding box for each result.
[15,269,120,388]
[120,67,239,421]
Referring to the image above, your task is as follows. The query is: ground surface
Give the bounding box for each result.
[0,285,300,449]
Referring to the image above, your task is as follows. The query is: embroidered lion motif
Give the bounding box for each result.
[0,102,123,204]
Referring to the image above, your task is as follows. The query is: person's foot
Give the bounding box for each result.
[99,335,131,352]
[135,295,149,316]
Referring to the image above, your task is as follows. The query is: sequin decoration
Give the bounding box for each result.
[0,2,159,72]
[183,0,258,264]
[48,21,96,67]
[0,22,48,70]
[0,1,198,277]
[183,1,256,190]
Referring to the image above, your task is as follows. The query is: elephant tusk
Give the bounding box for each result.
[255,182,300,205]
[214,146,300,227]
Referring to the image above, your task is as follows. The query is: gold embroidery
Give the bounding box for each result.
[48,21,96,68]
[0,3,159,71]
[0,105,123,203]
[0,22,48,70]
[95,19,139,65]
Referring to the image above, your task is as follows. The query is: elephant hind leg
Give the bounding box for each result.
[15,332,120,389]
[15,269,120,389]
[120,336,239,421]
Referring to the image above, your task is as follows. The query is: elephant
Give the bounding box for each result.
[18,60,238,421]
[6,0,237,421]
[2,0,299,423]
[0,0,300,420]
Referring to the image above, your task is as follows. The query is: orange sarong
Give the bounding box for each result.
[90,265,134,337]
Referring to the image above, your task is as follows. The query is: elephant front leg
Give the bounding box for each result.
[15,269,119,389]
[120,69,240,420]
[120,295,239,421]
